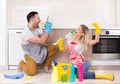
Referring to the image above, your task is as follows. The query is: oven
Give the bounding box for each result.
[92,29,120,60]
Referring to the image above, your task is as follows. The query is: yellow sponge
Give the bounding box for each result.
[25,76,32,81]
[40,21,45,25]
[92,22,101,34]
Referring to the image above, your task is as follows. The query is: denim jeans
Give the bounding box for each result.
[75,60,95,79]
[83,60,95,79]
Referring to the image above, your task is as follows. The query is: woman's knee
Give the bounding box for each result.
[83,60,90,72]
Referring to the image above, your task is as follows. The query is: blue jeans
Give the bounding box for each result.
[83,60,95,79]
[75,60,95,79]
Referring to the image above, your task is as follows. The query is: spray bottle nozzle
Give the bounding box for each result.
[70,29,74,34]
[53,61,58,66]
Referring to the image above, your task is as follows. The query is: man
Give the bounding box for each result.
[19,11,59,76]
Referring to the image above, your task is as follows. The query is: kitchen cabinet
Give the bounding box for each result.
[8,29,24,69]
[116,0,120,27]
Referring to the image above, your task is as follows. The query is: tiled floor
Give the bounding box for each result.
[0,70,120,84]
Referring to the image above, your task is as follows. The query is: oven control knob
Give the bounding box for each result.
[106,31,109,35]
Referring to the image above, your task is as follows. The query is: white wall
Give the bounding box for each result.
[7,0,116,29]
[0,0,6,66]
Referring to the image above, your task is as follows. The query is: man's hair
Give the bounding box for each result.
[27,11,38,23]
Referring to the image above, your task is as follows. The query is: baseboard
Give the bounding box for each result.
[91,65,120,70]
[0,66,7,70]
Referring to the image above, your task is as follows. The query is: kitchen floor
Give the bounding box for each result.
[0,70,120,84]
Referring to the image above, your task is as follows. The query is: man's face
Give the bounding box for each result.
[32,14,41,28]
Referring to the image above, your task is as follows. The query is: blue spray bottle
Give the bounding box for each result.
[70,64,75,82]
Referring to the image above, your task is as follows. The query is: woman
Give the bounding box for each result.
[64,24,114,81]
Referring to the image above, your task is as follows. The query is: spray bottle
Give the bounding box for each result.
[65,29,74,41]
[51,61,58,82]
[78,63,84,82]
[70,64,75,82]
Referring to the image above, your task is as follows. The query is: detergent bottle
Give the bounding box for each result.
[51,61,58,82]
[78,63,84,82]
[61,65,68,82]
[65,30,74,39]
[70,64,75,82]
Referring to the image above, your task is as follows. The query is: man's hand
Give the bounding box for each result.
[44,21,52,34]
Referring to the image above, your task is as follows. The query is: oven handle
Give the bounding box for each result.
[100,36,120,38]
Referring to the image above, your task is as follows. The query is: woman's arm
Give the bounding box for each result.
[89,22,101,46]
[88,34,99,46]
[63,43,69,53]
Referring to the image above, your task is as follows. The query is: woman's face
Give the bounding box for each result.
[74,26,84,38]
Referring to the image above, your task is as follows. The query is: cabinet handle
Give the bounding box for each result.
[16,32,22,34]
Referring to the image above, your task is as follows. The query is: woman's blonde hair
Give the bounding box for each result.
[78,24,89,51]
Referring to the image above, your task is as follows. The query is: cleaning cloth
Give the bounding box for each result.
[4,73,24,79]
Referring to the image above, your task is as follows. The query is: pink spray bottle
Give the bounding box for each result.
[78,63,84,81]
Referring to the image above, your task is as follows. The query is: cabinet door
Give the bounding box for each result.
[8,30,24,69]
[116,0,120,26]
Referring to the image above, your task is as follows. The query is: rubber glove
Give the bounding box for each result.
[57,38,64,51]
[4,73,24,79]
[44,21,52,34]
[92,22,101,34]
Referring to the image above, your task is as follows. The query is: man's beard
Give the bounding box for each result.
[34,24,39,28]
[36,25,39,28]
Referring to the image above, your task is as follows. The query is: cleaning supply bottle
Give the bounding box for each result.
[78,63,84,82]
[65,29,74,42]
[70,64,75,82]
[51,61,58,82]
[65,30,74,39]
[61,65,68,82]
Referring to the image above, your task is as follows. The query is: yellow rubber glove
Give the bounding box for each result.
[57,38,64,51]
[92,22,101,34]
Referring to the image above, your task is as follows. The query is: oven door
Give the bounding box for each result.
[92,35,120,60]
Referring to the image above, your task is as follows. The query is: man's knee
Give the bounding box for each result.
[23,54,37,76]
[24,54,31,61]
[27,70,37,76]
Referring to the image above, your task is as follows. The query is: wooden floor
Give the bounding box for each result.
[0,70,120,84]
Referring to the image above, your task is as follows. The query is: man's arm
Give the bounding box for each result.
[27,33,49,44]
[27,21,52,44]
